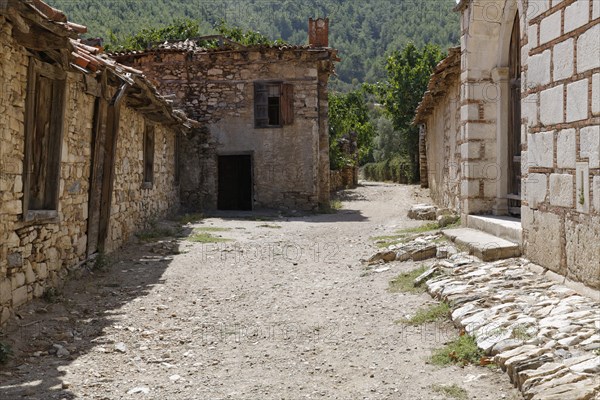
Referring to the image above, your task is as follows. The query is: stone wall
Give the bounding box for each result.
[521,0,600,288]
[449,0,599,288]
[115,47,335,211]
[105,107,180,252]
[0,17,181,324]
[420,0,599,288]
[423,78,462,212]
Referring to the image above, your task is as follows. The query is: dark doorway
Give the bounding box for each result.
[507,13,521,217]
[218,155,253,210]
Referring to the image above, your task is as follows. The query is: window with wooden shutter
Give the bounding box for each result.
[23,58,66,221]
[143,124,155,186]
[254,81,294,128]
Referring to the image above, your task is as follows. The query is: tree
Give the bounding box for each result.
[328,89,375,170]
[374,43,444,178]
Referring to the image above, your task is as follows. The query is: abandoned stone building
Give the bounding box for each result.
[0,0,195,324]
[416,0,600,289]
[0,2,338,323]
[111,19,338,212]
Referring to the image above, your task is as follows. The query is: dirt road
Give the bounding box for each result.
[0,182,521,399]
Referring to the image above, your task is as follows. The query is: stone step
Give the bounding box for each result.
[443,228,521,261]
[466,215,522,244]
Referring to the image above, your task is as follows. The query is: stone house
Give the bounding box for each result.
[111,19,338,212]
[416,0,599,289]
[0,0,194,324]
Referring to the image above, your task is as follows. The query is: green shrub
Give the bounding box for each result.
[431,334,484,366]
[362,155,416,184]
[0,342,12,364]
[388,266,428,293]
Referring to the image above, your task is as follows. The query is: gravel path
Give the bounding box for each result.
[0,182,521,399]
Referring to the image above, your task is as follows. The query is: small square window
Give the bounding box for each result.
[254,82,294,128]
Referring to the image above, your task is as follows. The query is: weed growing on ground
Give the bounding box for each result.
[92,252,112,271]
[398,302,450,325]
[193,226,231,232]
[318,199,343,214]
[0,342,11,364]
[442,220,461,229]
[397,222,440,234]
[371,234,407,248]
[388,266,428,293]
[511,324,534,341]
[176,213,204,224]
[187,231,233,243]
[42,287,61,303]
[431,383,468,400]
[431,334,484,366]
[258,224,282,229]
[136,221,176,241]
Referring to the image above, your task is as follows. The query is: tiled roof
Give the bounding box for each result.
[1,0,197,129]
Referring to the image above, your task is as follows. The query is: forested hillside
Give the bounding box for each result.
[46,0,459,89]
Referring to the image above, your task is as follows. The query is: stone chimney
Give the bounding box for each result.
[308,18,329,48]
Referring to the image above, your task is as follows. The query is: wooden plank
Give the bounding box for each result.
[47,77,65,210]
[87,97,108,256]
[144,124,155,184]
[97,102,120,252]
[30,74,52,210]
[13,24,69,51]
[281,83,294,125]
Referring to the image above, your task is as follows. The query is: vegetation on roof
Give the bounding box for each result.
[105,19,288,52]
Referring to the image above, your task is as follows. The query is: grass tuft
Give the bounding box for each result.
[371,234,407,248]
[431,384,468,400]
[388,266,428,293]
[177,213,204,224]
[318,199,343,214]
[42,287,62,303]
[258,224,282,229]
[187,231,233,243]
[92,252,112,271]
[397,222,440,234]
[193,226,231,232]
[398,302,450,325]
[0,342,11,364]
[431,334,484,366]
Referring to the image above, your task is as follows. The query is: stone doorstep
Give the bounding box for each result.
[443,228,521,262]
[466,215,523,244]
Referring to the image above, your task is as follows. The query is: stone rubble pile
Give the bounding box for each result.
[424,258,600,400]
[407,204,437,220]
[367,234,448,265]
[407,204,461,227]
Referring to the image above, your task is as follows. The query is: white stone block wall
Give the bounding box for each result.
[523,0,599,288]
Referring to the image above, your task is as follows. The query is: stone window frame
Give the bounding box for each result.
[142,123,155,189]
[254,81,294,128]
[22,57,67,223]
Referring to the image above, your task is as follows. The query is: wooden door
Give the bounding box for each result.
[87,98,120,254]
[217,155,253,211]
[507,13,521,217]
